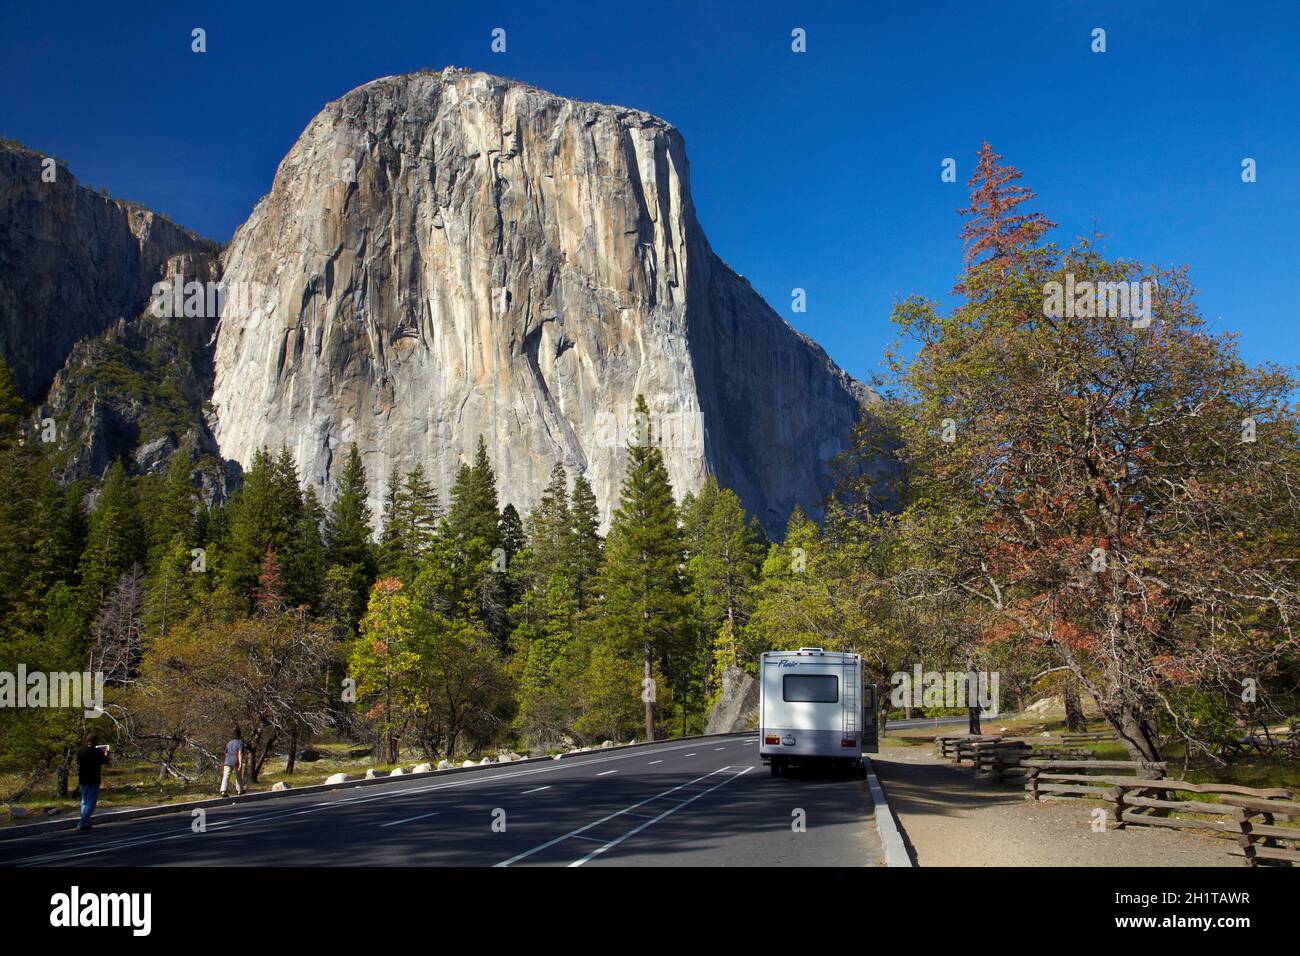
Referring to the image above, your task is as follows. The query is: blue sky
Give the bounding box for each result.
[2,0,1296,383]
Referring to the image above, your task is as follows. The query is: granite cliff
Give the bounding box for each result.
[212,69,875,532]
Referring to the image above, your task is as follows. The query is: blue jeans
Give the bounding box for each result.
[78,784,100,828]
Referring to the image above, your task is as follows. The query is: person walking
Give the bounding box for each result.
[75,733,110,831]
[220,727,245,797]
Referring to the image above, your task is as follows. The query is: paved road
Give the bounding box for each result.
[0,734,881,867]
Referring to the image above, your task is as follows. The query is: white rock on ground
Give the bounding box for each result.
[412,763,432,774]
[389,767,405,776]
[479,757,492,766]
[704,664,760,733]
[462,760,476,769]
[324,773,348,785]
[437,759,452,771]
[271,781,291,792]
[364,769,379,779]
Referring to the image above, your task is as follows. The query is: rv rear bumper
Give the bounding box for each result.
[760,728,862,760]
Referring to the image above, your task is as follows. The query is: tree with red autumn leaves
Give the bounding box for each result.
[957,141,1056,274]
[866,145,1300,765]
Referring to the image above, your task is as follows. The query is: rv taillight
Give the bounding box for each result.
[764,735,780,745]
[841,738,858,748]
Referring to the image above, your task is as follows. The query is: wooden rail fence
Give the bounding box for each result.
[934,733,1298,865]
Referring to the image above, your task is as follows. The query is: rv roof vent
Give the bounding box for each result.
[798,647,824,654]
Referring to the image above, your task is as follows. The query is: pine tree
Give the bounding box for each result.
[325,444,375,568]
[958,141,1055,276]
[525,463,571,576]
[683,477,760,703]
[0,359,30,447]
[403,466,440,556]
[0,417,85,648]
[446,436,500,550]
[567,471,602,610]
[220,447,304,609]
[144,532,195,636]
[499,503,525,561]
[596,396,690,741]
[324,443,375,629]
[78,461,146,612]
[377,469,407,578]
[148,452,196,570]
[378,465,441,582]
[253,547,287,614]
[284,487,326,610]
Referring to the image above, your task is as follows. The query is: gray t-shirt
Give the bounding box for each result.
[224,739,244,768]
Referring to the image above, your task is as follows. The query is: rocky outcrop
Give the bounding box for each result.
[704,665,760,734]
[211,69,877,533]
[0,142,217,401]
[37,251,231,496]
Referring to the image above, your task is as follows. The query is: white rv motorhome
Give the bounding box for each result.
[759,648,878,776]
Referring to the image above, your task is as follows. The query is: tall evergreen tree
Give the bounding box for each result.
[445,436,500,550]
[283,486,326,610]
[526,463,571,576]
[148,452,196,568]
[958,141,1055,276]
[323,443,375,630]
[378,465,441,582]
[568,471,602,610]
[78,461,145,612]
[377,469,407,578]
[0,359,29,447]
[683,477,760,705]
[596,396,690,741]
[499,503,525,562]
[220,447,304,609]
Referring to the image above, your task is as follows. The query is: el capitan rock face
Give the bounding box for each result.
[211,68,875,532]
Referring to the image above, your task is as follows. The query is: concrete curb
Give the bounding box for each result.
[0,730,746,843]
[865,757,913,868]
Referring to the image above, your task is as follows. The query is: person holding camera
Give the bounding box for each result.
[75,733,111,832]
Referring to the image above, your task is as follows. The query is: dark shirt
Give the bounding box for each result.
[224,739,244,768]
[76,746,109,787]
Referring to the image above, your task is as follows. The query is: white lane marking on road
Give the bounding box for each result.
[10,738,746,867]
[566,766,753,867]
[520,786,550,795]
[496,767,733,867]
[648,760,663,765]
[380,810,441,827]
[596,770,617,776]
[12,786,430,866]
[684,753,697,757]
[714,747,726,750]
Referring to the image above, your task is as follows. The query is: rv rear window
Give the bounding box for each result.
[782,674,839,703]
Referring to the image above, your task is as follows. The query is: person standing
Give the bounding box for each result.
[75,733,110,832]
[220,727,245,797]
